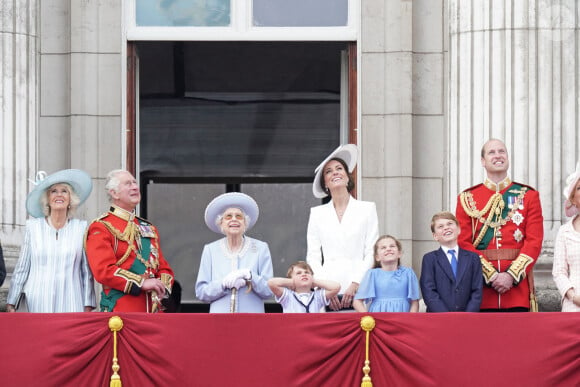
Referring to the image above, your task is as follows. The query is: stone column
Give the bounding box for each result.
[361,0,447,272]
[0,0,38,299]
[361,0,415,263]
[448,0,579,310]
[39,1,123,217]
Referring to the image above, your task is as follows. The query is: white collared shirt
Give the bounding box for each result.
[442,246,459,265]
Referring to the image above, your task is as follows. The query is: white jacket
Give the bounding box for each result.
[306,196,379,293]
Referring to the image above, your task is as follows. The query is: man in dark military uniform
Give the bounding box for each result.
[455,139,543,311]
[85,169,174,312]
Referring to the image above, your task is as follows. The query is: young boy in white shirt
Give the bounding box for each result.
[268,261,340,313]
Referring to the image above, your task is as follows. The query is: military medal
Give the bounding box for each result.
[513,228,524,242]
[150,247,159,270]
[512,211,524,226]
[135,224,142,252]
[139,224,156,238]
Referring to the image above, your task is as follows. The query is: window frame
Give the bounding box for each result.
[125,0,359,41]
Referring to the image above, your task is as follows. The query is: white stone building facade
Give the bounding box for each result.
[1,1,578,310]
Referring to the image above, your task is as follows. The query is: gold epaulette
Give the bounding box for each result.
[506,254,534,284]
[480,256,498,284]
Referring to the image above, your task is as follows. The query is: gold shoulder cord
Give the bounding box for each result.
[97,220,151,268]
[460,191,504,247]
[459,188,528,248]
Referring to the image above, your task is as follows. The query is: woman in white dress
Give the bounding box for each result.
[553,161,580,312]
[6,169,96,312]
[306,144,379,311]
[195,192,273,313]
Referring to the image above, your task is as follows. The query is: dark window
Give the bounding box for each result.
[138,41,345,305]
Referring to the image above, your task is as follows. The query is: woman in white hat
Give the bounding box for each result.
[306,144,379,311]
[6,169,96,313]
[195,192,273,313]
[553,161,580,312]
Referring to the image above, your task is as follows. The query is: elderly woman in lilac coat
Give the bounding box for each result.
[195,192,273,313]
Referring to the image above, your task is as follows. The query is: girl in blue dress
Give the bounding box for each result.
[353,235,420,312]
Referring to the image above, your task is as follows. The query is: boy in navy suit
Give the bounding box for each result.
[420,212,483,312]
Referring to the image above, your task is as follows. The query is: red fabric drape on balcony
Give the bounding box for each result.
[0,312,578,387]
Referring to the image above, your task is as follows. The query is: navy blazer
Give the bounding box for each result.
[420,247,483,312]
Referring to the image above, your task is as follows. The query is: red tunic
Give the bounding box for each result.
[455,178,543,309]
[85,206,174,312]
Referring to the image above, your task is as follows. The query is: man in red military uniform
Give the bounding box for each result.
[85,169,174,312]
[455,139,543,311]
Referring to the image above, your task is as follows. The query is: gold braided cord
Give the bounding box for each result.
[472,193,503,247]
[99,219,139,243]
[460,191,501,219]
[360,316,376,387]
[108,316,124,387]
[460,188,528,247]
[97,220,152,268]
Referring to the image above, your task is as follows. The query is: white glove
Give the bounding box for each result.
[231,278,246,290]
[235,268,252,280]
[222,271,240,289]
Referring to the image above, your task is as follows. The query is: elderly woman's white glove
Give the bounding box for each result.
[222,276,247,290]
[222,269,252,289]
[222,272,238,289]
[234,268,252,281]
[231,278,246,290]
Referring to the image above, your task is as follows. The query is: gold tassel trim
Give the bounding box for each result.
[108,316,124,387]
[529,293,539,312]
[360,316,376,387]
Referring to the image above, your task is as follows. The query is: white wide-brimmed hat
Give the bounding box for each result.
[312,144,358,198]
[563,161,580,217]
[26,169,93,218]
[204,192,259,234]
